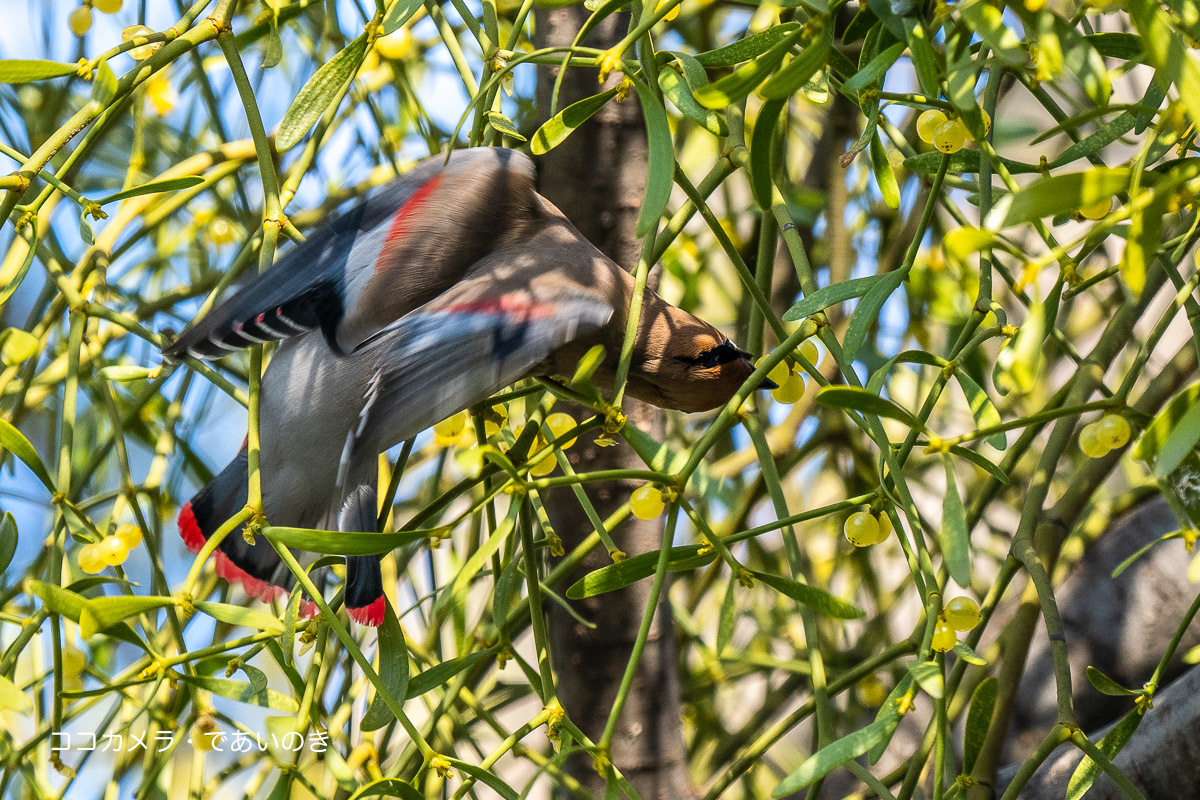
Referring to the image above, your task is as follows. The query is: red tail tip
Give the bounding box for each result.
[348,596,386,626]
[213,551,285,602]
[299,599,319,620]
[178,502,205,553]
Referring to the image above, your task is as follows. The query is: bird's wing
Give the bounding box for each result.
[164,147,538,360]
[335,286,613,488]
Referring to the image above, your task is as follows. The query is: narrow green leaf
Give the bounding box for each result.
[382,0,424,33]
[941,454,971,587]
[0,512,16,575]
[749,98,786,210]
[658,62,727,136]
[952,641,988,665]
[963,677,997,773]
[80,596,175,639]
[1058,18,1111,106]
[90,60,117,106]
[1152,396,1200,478]
[96,176,204,205]
[180,675,300,712]
[955,371,1006,450]
[869,133,899,209]
[485,111,526,142]
[1001,168,1133,227]
[0,59,78,83]
[904,149,1039,175]
[350,779,424,800]
[236,663,269,695]
[530,88,618,155]
[276,34,369,152]
[694,30,802,109]
[261,17,283,69]
[815,385,920,429]
[869,674,913,763]
[1123,190,1167,296]
[0,418,55,492]
[949,445,1010,484]
[782,275,885,322]
[566,545,715,599]
[961,2,1023,65]
[695,23,801,67]
[752,570,865,620]
[0,329,37,366]
[717,576,737,656]
[1134,382,1200,468]
[842,41,905,92]
[1112,530,1184,578]
[773,717,895,794]
[362,599,410,731]
[406,651,491,699]
[1128,0,1200,134]
[1086,32,1143,61]
[842,268,906,362]
[1067,710,1143,800]
[263,525,424,555]
[444,757,521,800]
[1086,665,1139,696]
[193,601,284,635]
[632,75,675,238]
[908,660,944,698]
[0,223,37,308]
[759,27,831,99]
[98,365,152,382]
[903,18,940,99]
[492,555,521,629]
[0,673,32,715]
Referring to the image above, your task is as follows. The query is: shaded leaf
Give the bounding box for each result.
[0,59,78,83]
[0,673,32,715]
[908,659,944,698]
[566,545,714,599]
[193,601,284,635]
[774,717,896,794]
[362,599,410,730]
[263,526,424,556]
[695,23,801,67]
[1067,710,1143,800]
[80,595,175,639]
[180,675,300,712]
[1086,665,1138,696]
[96,176,204,205]
[485,111,526,142]
[0,512,16,575]
[277,35,369,152]
[753,570,865,619]
[963,677,997,774]
[782,275,886,322]
[815,386,920,429]
[0,418,55,492]
[406,651,491,699]
[941,454,971,587]
[531,88,618,155]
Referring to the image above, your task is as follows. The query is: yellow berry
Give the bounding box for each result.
[99,536,129,566]
[456,446,486,477]
[207,218,235,245]
[1079,197,1111,220]
[545,412,577,449]
[933,119,967,154]
[844,511,880,548]
[1096,414,1131,449]
[78,543,106,574]
[122,25,160,60]
[374,28,412,60]
[944,597,981,631]
[771,372,806,404]
[657,0,680,20]
[483,405,508,437]
[193,716,220,751]
[980,109,992,136]
[916,109,948,144]
[797,339,819,366]
[873,512,893,544]
[2,329,39,366]
[630,485,665,520]
[1079,422,1109,458]
[94,0,122,12]
[931,619,957,652]
[69,6,92,36]
[434,411,468,446]
[528,442,557,476]
[756,355,790,387]
[857,675,888,707]
[115,523,142,550]
[61,645,87,678]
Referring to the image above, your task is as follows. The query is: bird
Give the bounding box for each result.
[165,146,770,626]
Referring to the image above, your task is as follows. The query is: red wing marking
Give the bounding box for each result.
[442,296,558,320]
[375,173,445,272]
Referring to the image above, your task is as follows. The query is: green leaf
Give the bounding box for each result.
[1134,382,1200,468]
[782,275,886,321]
[0,417,56,492]
[263,525,424,556]
[276,34,369,152]
[814,386,920,429]
[1086,666,1139,696]
[869,133,899,210]
[1123,190,1167,296]
[695,23,801,67]
[491,555,521,629]
[485,111,526,142]
[956,371,1006,450]
[842,41,905,93]
[949,445,1009,484]
[961,1,1024,66]
[0,673,32,715]
[261,17,283,70]
[658,61,727,137]
[773,717,896,794]
[444,756,521,800]
[192,601,284,635]
[0,512,16,575]
[96,176,204,205]
[98,365,152,382]
[1000,168,1133,227]
[908,660,944,698]
[406,651,491,699]
[717,576,737,656]
[1112,530,1184,578]
[751,570,865,619]
[180,675,300,712]
[0,328,38,366]
[963,677,997,774]
[0,59,78,83]
[566,545,715,599]
[941,454,971,588]
[80,596,176,639]
[237,663,269,695]
[694,29,802,109]
[1086,32,1143,61]
[90,60,117,106]
[1128,0,1200,135]
[759,27,831,99]
[904,149,1040,175]
[903,18,941,99]
[842,268,906,362]
[362,599,410,731]
[869,674,913,763]
[349,779,424,800]
[952,641,988,665]
[1152,395,1200,478]
[1058,18,1111,107]
[441,504,518,613]
[632,75,676,238]
[382,0,424,34]
[0,223,37,308]
[530,88,618,155]
[1066,709,1143,800]
[749,98,786,210]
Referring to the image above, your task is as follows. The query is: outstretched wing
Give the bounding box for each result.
[165,147,539,360]
[335,287,613,488]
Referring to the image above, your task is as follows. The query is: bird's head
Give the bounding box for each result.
[625,314,773,413]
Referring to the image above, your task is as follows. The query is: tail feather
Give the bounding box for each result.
[340,485,386,627]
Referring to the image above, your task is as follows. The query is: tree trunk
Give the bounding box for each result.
[534,8,692,799]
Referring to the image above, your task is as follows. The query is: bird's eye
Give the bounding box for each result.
[678,340,750,368]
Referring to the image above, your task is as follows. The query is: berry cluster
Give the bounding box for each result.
[1078,414,1131,458]
[78,524,142,574]
[69,0,123,37]
[931,597,982,652]
[915,108,990,154]
[758,338,819,405]
[843,511,892,547]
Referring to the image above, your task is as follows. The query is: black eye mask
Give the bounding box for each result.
[679,340,752,368]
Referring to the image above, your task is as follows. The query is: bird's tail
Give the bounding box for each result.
[178,447,318,620]
[339,485,386,626]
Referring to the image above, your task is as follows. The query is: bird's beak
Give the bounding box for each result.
[746,355,777,389]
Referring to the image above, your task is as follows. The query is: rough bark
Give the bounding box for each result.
[534,8,692,799]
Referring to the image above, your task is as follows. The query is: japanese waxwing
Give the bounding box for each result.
[166,147,769,626]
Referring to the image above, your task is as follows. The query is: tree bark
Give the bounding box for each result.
[534,7,692,799]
